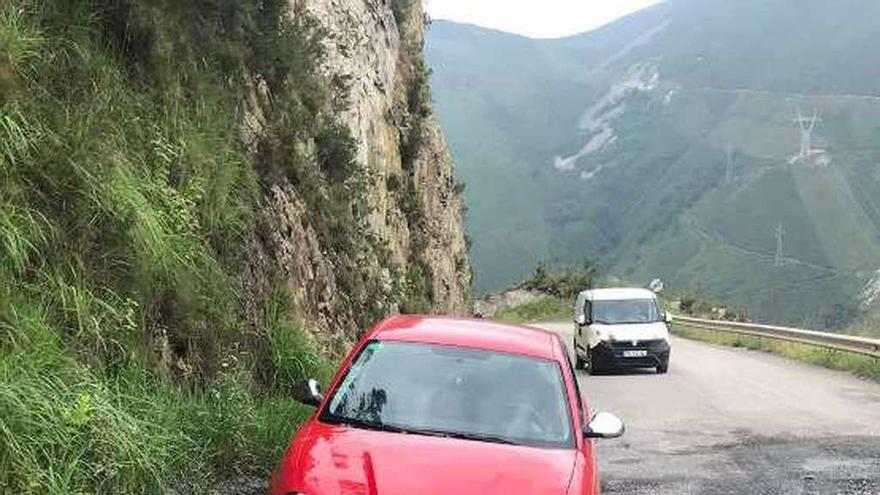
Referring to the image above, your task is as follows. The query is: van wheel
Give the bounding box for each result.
[574,339,585,370]
[585,347,597,375]
[657,362,669,374]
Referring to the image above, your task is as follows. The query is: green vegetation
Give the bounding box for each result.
[392,0,415,26]
[517,262,597,300]
[845,315,880,339]
[673,325,880,383]
[428,1,880,326]
[493,263,598,323]
[494,297,570,324]
[0,0,348,492]
[677,294,749,322]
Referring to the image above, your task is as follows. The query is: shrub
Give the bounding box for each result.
[391,0,413,27]
[518,261,598,300]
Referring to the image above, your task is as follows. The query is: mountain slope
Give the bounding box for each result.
[428,0,880,326]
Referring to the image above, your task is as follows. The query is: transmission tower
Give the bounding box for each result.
[774,223,786,267]
[725,145,735,184]
[793,109,819,163]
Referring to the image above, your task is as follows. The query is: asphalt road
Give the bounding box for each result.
[537,322,880,495]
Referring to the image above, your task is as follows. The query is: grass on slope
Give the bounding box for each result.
[1,1,339,492]
[1,284,336,494]
[673,324,880,383]
[494,297,570,324]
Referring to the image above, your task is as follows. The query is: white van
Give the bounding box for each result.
[573,288,672,374]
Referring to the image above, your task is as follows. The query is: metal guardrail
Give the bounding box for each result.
[673,315,880,358]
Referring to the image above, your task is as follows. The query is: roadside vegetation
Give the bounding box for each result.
[0,1,342,492]
[516,262,597,300]
[671,294,879,381]
[672,325,880,383]
[495,297,570,324]
[491,262,597,323]
[675,294,750,322]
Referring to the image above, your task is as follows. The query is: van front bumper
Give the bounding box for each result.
[592,339,670,369]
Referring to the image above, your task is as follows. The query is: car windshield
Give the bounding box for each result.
[592,299,661,325]
[320,341,574,449]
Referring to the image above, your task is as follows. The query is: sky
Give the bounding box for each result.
[425,0,661,39]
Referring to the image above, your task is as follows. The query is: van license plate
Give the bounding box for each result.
[623,350,648,358]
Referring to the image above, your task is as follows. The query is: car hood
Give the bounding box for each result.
[593,322,669,342]
[276,421,577,495]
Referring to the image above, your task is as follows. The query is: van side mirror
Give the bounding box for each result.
[576,314,587,326]
[293,378,324,408]
[584,412,625,439]
[664,312,673,324]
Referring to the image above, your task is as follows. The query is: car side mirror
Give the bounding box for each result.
[576,314,587,326]
[293,378,324,408]
[584,412,625,439]
[664,312,673,324]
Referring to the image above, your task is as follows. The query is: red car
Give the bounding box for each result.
[270,316,624,495]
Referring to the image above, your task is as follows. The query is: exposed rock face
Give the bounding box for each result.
[242,0,471,354]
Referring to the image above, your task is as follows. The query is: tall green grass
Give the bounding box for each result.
[1,0,338,492]
[0,300,323,493]
[1,273,332,493]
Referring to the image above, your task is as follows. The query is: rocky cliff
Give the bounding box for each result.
[242,0,471,354]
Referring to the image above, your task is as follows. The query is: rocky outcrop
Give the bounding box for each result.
[241,0,471,354]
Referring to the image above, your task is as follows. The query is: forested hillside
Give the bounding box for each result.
[428,0,880,328]
[0,0,470,492]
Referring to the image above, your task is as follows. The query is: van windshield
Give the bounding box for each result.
[592,299,661,325]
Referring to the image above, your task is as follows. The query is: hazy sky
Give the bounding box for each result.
[425,0,661,39]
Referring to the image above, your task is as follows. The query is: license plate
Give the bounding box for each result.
[623,350,648,358]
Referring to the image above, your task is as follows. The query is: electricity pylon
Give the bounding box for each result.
[725,145,735,183]
[774,223,786,267]
[793,109,819,163]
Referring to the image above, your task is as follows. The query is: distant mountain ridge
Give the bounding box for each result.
[427,0,880,327]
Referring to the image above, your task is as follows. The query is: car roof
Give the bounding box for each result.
[582,287,657,301]
[370,316,561,361]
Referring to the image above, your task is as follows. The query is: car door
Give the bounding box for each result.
[582,299,595,349]
[560,340,600,495]
[574,292,585,345]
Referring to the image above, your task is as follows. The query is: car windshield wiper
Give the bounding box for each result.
[322,415,408,433]
[382,425,522,445]
[595,319,656,325]
[428,429,522,445]
[324,416,521,445]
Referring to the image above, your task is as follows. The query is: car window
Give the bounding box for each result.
[321,341,575,449]
[592,299,661,325]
